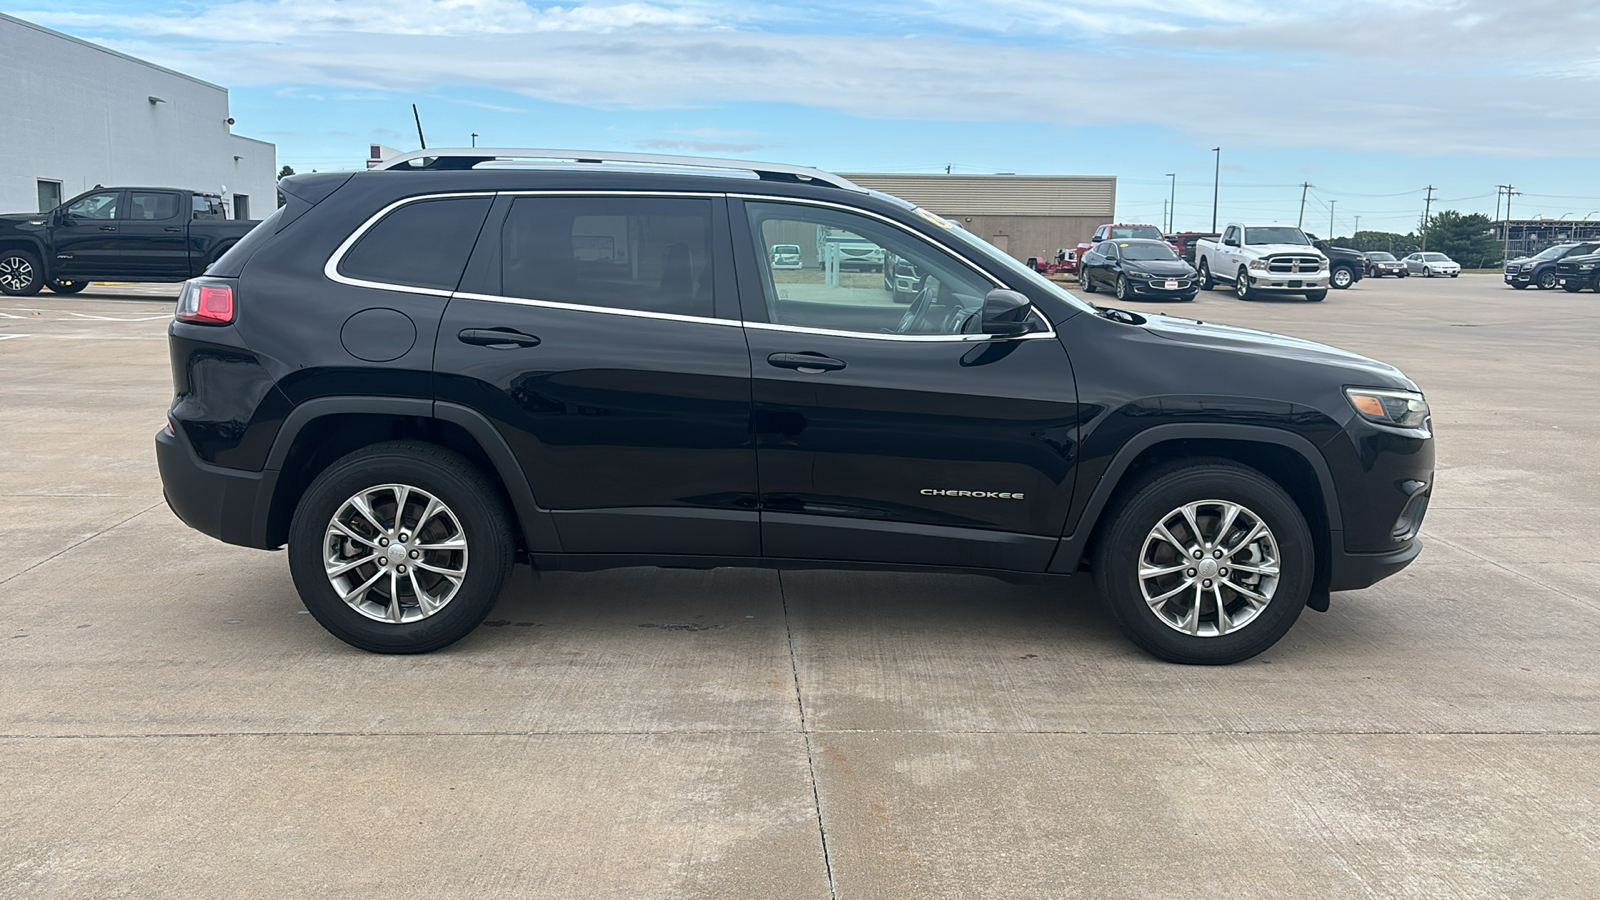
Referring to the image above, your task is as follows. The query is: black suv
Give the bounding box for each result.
[1505,242,1600,290]
[156,149,1434,665]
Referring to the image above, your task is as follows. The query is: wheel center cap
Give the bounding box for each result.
[1197,558,1220,579]
[386,543,409,563]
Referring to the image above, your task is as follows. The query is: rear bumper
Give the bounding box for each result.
[156,425,280,550]
[1329,538,1422,592]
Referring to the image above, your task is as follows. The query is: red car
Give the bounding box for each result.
[1364,251,1409,278]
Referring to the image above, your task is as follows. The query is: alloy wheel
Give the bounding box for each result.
[1137,499,1280,637]
[322,483,469,624]
[0,256,34,292]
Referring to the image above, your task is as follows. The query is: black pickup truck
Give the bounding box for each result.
[0,187,259,296]
[1304,234,1366,290]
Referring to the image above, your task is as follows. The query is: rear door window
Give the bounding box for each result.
[339,196,494,292]
[499,196,715,318]
[128,191,181,220]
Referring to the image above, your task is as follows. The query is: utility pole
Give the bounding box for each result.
[1420,185,1435,250]
[1211,148,1221,232]
[1354,215,1360,239]
[1499,184,1517,261]
[1329,200,1336,239]
[1297,182,1313,228]
[471,132,478,147]
[1166,173,1177,232]
[945,165,952,175]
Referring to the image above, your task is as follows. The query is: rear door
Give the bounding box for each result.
[115,190,190,278]
[436,191,758,556]
[732,197,1081,571]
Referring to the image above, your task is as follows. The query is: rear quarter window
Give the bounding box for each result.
[338,196,494,291]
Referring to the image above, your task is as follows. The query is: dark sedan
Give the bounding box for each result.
[1364,251,1408,278]
[1079,239,1197,301]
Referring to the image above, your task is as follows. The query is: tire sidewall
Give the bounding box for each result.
[287,445,513,654]
[1093,463,1313,665]
[1332,266,1352,289]
[1235,268,1251,300]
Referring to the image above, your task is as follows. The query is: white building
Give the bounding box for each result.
[0,13,276,219]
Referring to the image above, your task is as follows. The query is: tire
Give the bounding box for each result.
[1081,269,1098,293]
[1303,290,1327,302]
[1399,270,1408,278]
[1330,266,1354,290]
[1234,267,1252,300]
[287,441,515,654]
[1535,271,1558,290]
[0,249,44,296]
[1115,274,1130,301]
[46,278,89,294]
[1090,458,1313,665]
[1425,268,1434,277]
[1197,259,1215,291]
[1179,293,1196,302]
[1562,279,1585,293]
[1450,272,1459,278]
[1511,282,1529,290]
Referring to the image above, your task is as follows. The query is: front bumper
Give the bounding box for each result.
[1246,270,1327,291]
[1329,540,1423,592]
[156,425,281,550]
[1126,276,1195,296]
[1504,269,1535,283]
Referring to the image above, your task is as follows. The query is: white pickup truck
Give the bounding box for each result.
[1196,223,1330,301]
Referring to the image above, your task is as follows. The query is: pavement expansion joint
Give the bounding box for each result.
[779,570,839,900]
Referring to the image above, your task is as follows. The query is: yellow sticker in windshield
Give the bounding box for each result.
[913,207,955,229]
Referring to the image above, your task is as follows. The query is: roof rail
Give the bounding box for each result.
[373,147,861,191]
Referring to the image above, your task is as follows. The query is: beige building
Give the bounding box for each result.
[842,173,1117,262]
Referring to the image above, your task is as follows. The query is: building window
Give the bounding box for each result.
[233,194,250,221]
[37,180,61,212]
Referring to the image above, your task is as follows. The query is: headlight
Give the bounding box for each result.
[1345,387,1429,431]
[1521,264,1536,271]
[1248,258,1269,270]
[1580,263,1597,270]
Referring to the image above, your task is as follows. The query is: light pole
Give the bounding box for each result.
[471,132,478,147]
[1165,173,1176,232]
[1354,215,1360,239]
[1211,149,1221,232]
[1328,200,1336,240]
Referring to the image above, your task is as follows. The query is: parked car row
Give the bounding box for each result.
[1504,241,1600,290]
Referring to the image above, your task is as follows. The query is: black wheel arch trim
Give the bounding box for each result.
[0,237,52,278]
[260,396,561,554]
[1047,423,1343,575]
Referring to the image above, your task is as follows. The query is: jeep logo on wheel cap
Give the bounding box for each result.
[920,489,1025,500]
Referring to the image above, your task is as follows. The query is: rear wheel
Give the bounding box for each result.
[46,278,88,294]
[287,441,515,654]
[0,249,43,296]
[1091,459,1313,665]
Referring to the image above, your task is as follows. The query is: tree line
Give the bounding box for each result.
[1330,211,1504,268]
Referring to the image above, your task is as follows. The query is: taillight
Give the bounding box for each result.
[176,280,234,325]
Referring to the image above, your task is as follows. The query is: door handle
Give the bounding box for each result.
[459,328,541,349]
[98,225,116,232]
[768,352,845,372]
[164,226,182,232]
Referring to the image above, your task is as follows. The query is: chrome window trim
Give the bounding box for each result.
[324,189,1055,342]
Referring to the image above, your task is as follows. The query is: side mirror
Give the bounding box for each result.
[981,289,1043,337]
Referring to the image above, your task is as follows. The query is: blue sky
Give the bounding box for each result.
[18,0,1600,235]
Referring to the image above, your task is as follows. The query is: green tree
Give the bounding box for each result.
[1423,210,1501,268]
[278,164,295,180]
[1330,230,1420,256]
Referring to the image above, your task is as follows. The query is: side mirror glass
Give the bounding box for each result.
[981,289,1043,337]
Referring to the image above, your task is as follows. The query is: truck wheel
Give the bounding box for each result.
[1197,260,1215,291]
[46,278,89,294]
[1511,282,1529,290]
[1303,290,1327,302]
[1330,266,1354,289]
[1234,267,1253,300]
[1090,458,1313,665]
[287,441,515,654]
[1562,279,1585,293]
[0,249,43,296]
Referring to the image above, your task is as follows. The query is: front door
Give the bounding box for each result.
[732,199,1082,572]
[436,192,758,556]
[50,190,124,278]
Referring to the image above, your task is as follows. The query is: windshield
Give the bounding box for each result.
[1109,226,1163,240]
[1244,227,1310,246]
[1120,241,1178,261]
[1366,252,1395,261]
[1533,245,1571,260]
[928,209,1094,314]
[1423,253,1450,262]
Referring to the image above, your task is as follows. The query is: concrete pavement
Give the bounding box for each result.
[1,275,1597,898]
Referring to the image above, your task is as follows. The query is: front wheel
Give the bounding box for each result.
[1563,279,1586,293]
[287,441,515,654]
[46,278,89,294]
[1091,459,1313,664]
[1330,266,1354,289]
[1234,267,1253,300]
[1303,290,1327,302]
[0,249,43,296]
[1115,274,1130,301]
[1197,260,1215,291]
[1081,269,1098,293]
